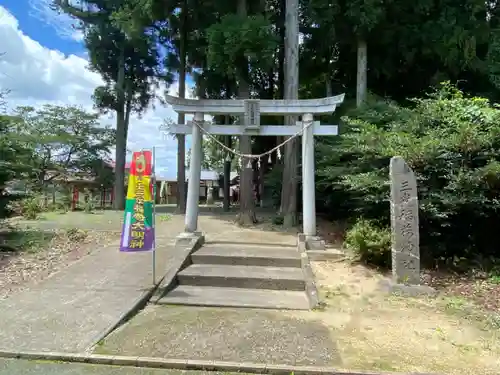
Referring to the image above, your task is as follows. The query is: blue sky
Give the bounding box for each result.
[0,0,193,180]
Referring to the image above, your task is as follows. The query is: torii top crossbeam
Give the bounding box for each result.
[164,95,345,115]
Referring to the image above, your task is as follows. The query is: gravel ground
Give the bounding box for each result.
[0,229,118,300]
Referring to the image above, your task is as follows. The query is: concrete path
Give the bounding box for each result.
[96,305,340,367]
[0,359,242,375]
[0,213,298,354]
[0,238,176,353]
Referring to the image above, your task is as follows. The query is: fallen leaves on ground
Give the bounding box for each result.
[308,261,500,375]
[318,218,500,313]
[0,229,118,299]
[316,217,348,248]
[422,270,500,312]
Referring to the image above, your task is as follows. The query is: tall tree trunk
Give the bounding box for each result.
[280,0,299,227]
[326,78,332,97]
[176,0,188,213]
[356,38,367,107]
[278,0,286,99]
[259,156,266,207]
[276,0,286,212]
[113,44,126,211]
[124,87,132,142]
[237,0,256,225]
[223,130,232,211]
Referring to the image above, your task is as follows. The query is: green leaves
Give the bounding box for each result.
[344,0,387,35]
[0,114,32,189]
[344,218,391,267]
[487,28,500,91]
[55,0,162,115]
[207,14,278,78]
[12,105,115,189]
[316,83,500,262]
[0,105,114,217]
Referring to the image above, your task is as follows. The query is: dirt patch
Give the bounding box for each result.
[0,228,119,299]
[316,218,348,249]
[287,261,500,375]
[421,270,500,312]
[316,218,500,312]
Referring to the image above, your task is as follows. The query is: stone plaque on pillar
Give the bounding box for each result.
[244,99,260,133]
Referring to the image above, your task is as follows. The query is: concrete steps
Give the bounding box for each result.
[177,264,305,291]
[156,243,311,310]
[156,285,310,310]
[191,246,301,268]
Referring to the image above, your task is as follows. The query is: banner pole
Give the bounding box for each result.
[152,146,157,286]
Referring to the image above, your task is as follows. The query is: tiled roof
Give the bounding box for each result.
[107,161,131,169]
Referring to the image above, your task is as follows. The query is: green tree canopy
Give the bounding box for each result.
[12,105,115,190]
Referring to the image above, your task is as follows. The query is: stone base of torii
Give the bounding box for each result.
[162,95,345,250]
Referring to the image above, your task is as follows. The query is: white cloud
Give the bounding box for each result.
[0,5,185,177]
[28,0,84,42]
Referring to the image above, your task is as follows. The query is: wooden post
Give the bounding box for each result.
[72,186,78,211]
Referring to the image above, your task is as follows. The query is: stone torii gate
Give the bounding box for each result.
[163,94,345,247]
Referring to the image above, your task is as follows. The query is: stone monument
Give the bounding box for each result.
[389,156,420,285]
[206,187,214,205]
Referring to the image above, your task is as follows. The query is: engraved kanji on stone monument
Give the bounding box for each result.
[390,156,420,285]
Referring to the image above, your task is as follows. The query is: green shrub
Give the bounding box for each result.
[23,196,44,219]
[83,197,95,213]
[0,230,55,253]
[344,218,391,267]
[7,195,44,219]
[317,82,500,265]
[56,189,73,212]
[66,228,87,242]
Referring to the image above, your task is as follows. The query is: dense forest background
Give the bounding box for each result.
[3,0,500,269]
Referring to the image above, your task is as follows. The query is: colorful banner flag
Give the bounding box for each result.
[120,150,155,252]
